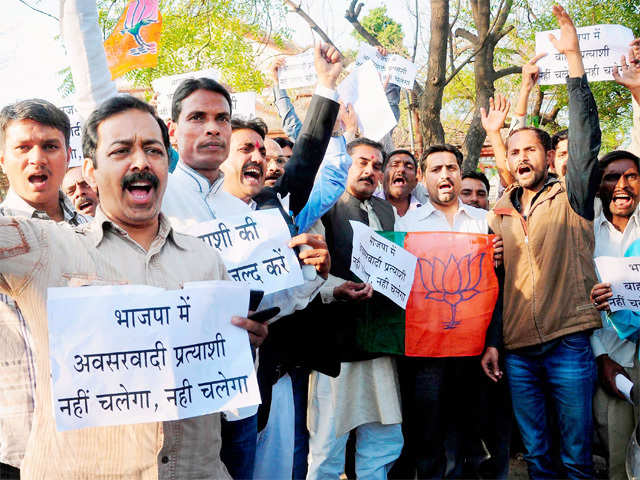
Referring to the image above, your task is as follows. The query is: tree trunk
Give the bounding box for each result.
[419,0,449,148]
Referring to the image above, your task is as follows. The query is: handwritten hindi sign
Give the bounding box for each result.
[595,256,640,312]
[59,105,84,168]
[337,60,398,141]
[47,282,259,431]
[277,49,317,90]
[230,92,257,120]
[354,44,418,90]
[535,24,634,85]
[185,209,303,295]
[152,68,221,119]
[350,221,417,308]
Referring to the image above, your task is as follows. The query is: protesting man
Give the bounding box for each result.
[264,137,287,187]
[589,149,640,479]
[62,166,99,216]
[380,149,423,218]
[0,99,89,479]
[460,171,491,210]
[485,6,602,477]
[393,144,501,478]
[306,138,403,479]
[0,94,267,479]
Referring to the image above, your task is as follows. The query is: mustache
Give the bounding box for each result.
[358,175,375,185]
[121,171,159,190]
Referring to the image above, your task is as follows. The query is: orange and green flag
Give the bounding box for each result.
[104,0,162,80]
[356,232,499,357]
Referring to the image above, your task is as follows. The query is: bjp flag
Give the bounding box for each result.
[104,0,162,80]
[356,232,499,357]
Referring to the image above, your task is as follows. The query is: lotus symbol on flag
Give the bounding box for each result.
[417,253,486,329]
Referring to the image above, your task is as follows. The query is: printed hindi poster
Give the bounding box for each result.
[349,221,417,308]
[354,44,418,90]
[337,60,398,141]
[354,232,499,358]
[47,282,260,431]
[104,0,162,80]
[535,24,634,85]
[594,256,640,312]
[277,49,317,90]
[185,209,303,295]
[58,105,84,168]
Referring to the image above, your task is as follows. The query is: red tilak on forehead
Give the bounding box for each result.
[255,141,262,149]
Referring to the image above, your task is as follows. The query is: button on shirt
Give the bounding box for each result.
[0,189,88,468]
[0,208,231,479]
[395,198,488,234]
[590,207,640,367]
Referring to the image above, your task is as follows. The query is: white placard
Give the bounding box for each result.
[48,282,259,431]
[59,105,84,168]
[152,68,221,119]
[185,209,303,295]
[349,221,417,309]
[337,60,398,141]
[277,49,317,90]
[535,24,634,85]
[594,256,640,312]
[354,44,418,90]
[230,92,256,120]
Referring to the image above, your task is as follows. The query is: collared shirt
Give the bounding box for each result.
[590,206,640,367]
[0,189,88,467]
[0,208,231,479]
[162,160,226,223]
[395,198,488,233]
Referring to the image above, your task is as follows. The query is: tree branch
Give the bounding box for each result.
[17,0,59,21]
[494,24,514,42]
[345,0,382,47]
[493,65,521,80]
[284,0,341,54]
[412,0,419,63]
[455,27,478,44]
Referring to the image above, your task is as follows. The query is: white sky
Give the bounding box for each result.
[0,0,421,107]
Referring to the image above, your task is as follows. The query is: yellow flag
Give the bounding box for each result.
[104,0,162,80]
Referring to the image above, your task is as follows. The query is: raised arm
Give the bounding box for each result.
[60,0,118,120]
[550,5,600,220]
[481,93,515,187]
[612,40,640,157]
[271,58,303,141]
[269,43,342,215]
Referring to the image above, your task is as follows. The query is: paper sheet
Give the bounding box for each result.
[594,256,640,312]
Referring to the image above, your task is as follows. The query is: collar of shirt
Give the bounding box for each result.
[1,188,86,225]
[511,175,560,215]
[594,204,640,257]
[173,159,225,196]
[88,206,189,251]
[414,198,476,222]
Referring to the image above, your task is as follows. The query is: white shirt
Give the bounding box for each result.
[590,207,640,367]
[395,198,489,234]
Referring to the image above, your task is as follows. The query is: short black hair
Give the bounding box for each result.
[420,144,463,173]
[273,136,294,150]
[346,138,386,162]
[171,77,233,122]
[0,99,70,149]
[230,117,268,139]
[384,149,417,170]
[82,95,171,168]
[462,170,490,194]
[551,129,568,150]
[599,149,640,173]
[506,127,553,153]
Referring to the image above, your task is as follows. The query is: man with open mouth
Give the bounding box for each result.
[381,149,421,218]
[62,166,99,216]
[0,98,90,480]
[263,137,287,188]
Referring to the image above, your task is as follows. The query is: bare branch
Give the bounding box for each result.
[17,0,59,21]
[412,0,419,63]
[345,0,382,47]
[455,28,478,45]
[284,0,341,54]
[493,65,521,80]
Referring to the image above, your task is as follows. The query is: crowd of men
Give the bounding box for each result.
[0,1,640,479]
